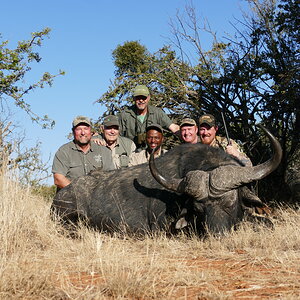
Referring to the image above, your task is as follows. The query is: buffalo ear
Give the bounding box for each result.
[175,217,188,229]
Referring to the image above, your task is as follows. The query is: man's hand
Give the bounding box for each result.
[92,137,107,146]
[54,173,71,189]
[226,145,240,157]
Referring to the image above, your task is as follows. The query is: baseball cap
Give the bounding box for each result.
[72,116,92,128]
[133,85,150,97]
[146,123,163,133]
[180,118,197,128]
[103,115,119,127]
[199,114,216,127]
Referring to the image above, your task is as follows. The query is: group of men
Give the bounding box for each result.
[52,85,251,190]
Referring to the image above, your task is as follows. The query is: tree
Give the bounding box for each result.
[0,28,64,128]
[96,0,299,202]
[214,0,299,200]
[0,108,50,185]
[112,40,150,77]
[0,28,64,185]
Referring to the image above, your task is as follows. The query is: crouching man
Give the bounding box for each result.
[52,116,114,191]
[128,124,167,166]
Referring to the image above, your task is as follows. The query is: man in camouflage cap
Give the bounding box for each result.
[118,85,180,150]
[199,114,252,166]
[128,123,167,166]
[198,114,269,212]
[52,116,114,190]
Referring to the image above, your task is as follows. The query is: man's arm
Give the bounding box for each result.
[155,107,180,136]
[53,173,71,189]
[130,140,137,153]
[117,111,125,136]
[52,146,72,188]
[169,123,180,137]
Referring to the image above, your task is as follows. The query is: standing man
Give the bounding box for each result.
[128,124,167,166]
[52,116,114,190]
[198,114,252,167]
[118,85,180,150]
[179,117,200,144]
[101,115,136,168]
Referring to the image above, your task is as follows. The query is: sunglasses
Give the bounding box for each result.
[134,96,148,101]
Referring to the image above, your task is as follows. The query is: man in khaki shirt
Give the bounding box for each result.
[101,115,136,168]
[128,123,167,166]
[52,116,114,190]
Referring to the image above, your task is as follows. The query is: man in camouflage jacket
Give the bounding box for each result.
[199,114,252,167]
[198,114,269,214]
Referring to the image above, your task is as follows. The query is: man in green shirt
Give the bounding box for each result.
[52,116,114,190]
[118,85,180,150]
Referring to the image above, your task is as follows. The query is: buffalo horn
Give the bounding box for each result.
[149,147,183,192]
[149,124,282,194]
[209,124,283,194]
[247,124,282,180]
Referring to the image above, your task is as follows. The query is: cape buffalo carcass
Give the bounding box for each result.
[51,125,282,235]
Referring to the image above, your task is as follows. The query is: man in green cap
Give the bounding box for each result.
[52,116,114,190]
[118,85,180,150]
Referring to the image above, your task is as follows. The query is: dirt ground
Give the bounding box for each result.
[60,250,300,299]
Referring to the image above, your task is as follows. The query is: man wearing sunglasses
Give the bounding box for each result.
[118,85,179,150]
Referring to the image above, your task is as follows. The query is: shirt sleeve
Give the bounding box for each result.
[52,147,69,176]
[128,151,146,167]
[117,111,125,136]
[130,141,136,153]
[156,107,173,129]
[99,146,116,171]
[128,153,137,167]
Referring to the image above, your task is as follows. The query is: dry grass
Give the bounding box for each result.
[1,168,300,299]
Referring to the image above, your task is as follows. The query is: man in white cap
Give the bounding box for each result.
[118,85,180,150]
[52,116,114,190]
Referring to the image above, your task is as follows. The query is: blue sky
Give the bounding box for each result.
[1,0,249,184]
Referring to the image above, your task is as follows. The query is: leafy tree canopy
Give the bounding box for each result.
[0,28,64,186]
[0,28,64,129]
[112,40,150,77]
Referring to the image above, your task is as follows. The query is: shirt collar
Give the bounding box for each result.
[72,140,93,152]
